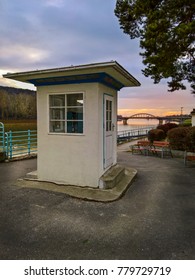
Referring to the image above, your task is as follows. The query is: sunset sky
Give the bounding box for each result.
[0,0,194,117]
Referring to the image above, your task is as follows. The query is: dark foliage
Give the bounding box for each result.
[115,0,195,93]
[167,127,191,150]
[185,126,195,152]
[0,86,35,95]
[157,123,178,134]
[148,128,166,143]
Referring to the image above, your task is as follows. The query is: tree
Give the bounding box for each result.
[0,90,9,119]
[0,86,36,120]
[115,0,195,93]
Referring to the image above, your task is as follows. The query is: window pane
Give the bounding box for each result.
[106,100,109,110]
[50,95,65,107]
[67,94,83,106]
[50,121,65,133]
[109,121,112,131]
[106,100,112,111]
[50,108,65,120]
[109,111,112,121]
[106,120,112,132]
[67,121,83,133]
[106,121,108,131]
[109,101,112,110]
[67,107,83,120]
[49,93,84,134]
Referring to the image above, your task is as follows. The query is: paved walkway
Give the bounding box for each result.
[0,146,195,260]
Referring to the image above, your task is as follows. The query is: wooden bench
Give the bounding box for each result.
[131,140,150,156]
[184,151,195,166]
[150,141,172,158]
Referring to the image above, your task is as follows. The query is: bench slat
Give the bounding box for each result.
[131,140,172,158]
[131,140,150,156]
[150,141,172,158]
[184,151,195,166]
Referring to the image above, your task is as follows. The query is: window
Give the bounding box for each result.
[49,93,84,134]
[106,100,112,131]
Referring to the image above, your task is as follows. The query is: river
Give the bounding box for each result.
[117,119,159,132]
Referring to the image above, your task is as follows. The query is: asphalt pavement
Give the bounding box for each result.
[0,147,195,260]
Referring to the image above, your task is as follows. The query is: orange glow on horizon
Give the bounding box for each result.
[118,108,181,117]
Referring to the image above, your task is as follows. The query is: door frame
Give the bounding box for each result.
[103,93,114,169]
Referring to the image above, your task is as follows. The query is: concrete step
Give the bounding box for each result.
[99,164,126,189]
[25,170,38,180]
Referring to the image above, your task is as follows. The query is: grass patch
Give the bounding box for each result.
[0,119,37,132]
[183,119,191,126]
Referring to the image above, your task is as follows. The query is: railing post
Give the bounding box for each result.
[28,129,31,155]
[5,133,8,159]
[0,122,5,152]
[9,131,12,159]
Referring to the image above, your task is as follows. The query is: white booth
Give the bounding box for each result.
[4,61,140,188]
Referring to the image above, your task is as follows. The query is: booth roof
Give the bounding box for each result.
[3,61,140,90]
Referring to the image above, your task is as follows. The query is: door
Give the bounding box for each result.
[104,95,114,169]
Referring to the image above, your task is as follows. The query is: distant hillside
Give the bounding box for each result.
[0,85,35,96]
[0,85,37,120]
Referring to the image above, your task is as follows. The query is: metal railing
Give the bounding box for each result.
[5,129,37,159]
[117,126,156,143]
[1,123,154,159]
[0,122,5,161]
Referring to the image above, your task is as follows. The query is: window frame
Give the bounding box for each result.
[48,92,85,135]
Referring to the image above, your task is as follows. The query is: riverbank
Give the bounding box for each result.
[0,119,37,131]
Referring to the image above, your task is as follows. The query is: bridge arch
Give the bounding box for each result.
[130,113,157,119]
[122,113,159,125]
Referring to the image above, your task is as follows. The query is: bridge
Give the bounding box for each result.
[118,113,191,125]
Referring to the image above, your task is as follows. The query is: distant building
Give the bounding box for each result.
[191,109,195,126]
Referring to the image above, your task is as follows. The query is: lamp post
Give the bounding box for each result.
[180,107,183,124]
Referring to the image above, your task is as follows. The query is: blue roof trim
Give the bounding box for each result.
[28,72,124,90]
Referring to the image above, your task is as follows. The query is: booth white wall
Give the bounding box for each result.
[37,82,117,187]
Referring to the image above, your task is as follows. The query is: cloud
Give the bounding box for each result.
[44,0,64,8]
[0,0,140,69]
[0,0,194,116]
[0,69,36,90]
[0,45,49,65]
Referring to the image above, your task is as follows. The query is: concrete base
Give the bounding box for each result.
[26,170,38,180]
[99,164,125,189]
[23,166,137,202]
